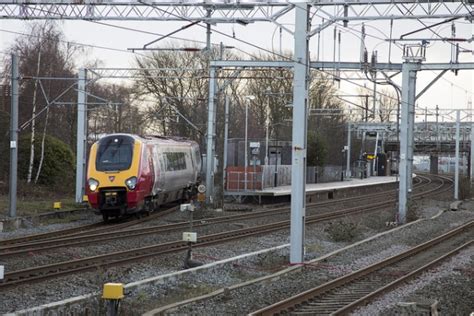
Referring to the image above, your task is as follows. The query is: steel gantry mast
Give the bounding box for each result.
[3,0,473,264]
[0,1,472,22]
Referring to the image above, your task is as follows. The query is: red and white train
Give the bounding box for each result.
[86,134,201,221]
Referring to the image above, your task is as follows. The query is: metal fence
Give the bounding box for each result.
[226,170,263,191]
[262,165,292,188]
[226,165,344,191]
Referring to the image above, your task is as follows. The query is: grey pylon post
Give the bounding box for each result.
[470,124,474,181]
[222,95,229,196]
[8,54,19,218]
[290,2,309,264]
[398,61,418,224]
[346,122,351,178]
[454,110,460,200]
[75,69,87,203]
[407,78,416,193]
[205,67,216,204]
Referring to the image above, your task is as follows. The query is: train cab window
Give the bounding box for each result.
[165,152,187,171]
[96,136,134,171]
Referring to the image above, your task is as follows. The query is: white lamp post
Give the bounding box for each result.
[265,87,271,165]
[244,95,255,191]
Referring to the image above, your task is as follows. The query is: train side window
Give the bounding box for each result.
[165,152,186,171]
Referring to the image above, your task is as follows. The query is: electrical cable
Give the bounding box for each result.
[328,18,473,98]
[96,12,472,102]
[0,28,151,58]
[318,10,472,95]
[134,0,411,110]
[3,3,470,120]
[88,20,260,59]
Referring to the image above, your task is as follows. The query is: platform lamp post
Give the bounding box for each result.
[265,87,271,165]
[341,147,347,181]
[244,95,255,191]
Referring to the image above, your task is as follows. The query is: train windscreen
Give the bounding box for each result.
[96,136,134,171]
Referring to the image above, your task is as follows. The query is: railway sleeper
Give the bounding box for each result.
[319,295,368,300]
[295,309,345,314]
[291,312,328,315]
[305,302,354,306]
[332,288,379,294]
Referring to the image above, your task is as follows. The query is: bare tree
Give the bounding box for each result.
[6,22,82,183]
[87,83,145,137]
[307,71,346,166]
[133,43,231,143]
[376,88,398,122]
[27,26,45,184]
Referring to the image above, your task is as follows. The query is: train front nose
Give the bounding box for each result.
[104,191,121,207]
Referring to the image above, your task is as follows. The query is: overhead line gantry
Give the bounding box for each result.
[3,0,473,265]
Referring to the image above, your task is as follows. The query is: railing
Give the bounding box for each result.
[226,165,345,192]
[262,165,292,188]
[226,170,263,191]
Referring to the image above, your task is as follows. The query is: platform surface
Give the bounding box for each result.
[225,176,399,196]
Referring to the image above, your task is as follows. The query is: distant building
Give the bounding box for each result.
[226,138,292,167]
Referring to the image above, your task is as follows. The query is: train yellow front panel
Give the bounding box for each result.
[88,140,142,189]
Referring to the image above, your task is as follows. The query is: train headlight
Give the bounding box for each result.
[88,178,99,192]
[125,177,137,190]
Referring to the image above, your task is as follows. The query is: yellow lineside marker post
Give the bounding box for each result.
[102,283,124,316]
[53,202,61,209]
[197,192,205,202]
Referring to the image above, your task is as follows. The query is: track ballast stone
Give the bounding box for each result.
[1,193,471,314]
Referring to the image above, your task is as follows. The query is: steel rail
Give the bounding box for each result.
[0,177,431,256]
[0,175,427,249]
[0,199,398,259]
[0,175,449,288]
[250,221,472,316]
[0,222,103,246]
[0,205,179,246]
[333,240,473,315]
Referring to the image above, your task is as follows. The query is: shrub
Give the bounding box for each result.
[18,133,75,189]
[406,200,419,222]
[325,220,359,242]
[0,110,10,181]
[459,176,471,200]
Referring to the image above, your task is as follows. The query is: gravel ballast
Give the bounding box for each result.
[1,191,471,315]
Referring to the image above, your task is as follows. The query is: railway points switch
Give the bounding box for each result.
[102,283,124,300]
[183,232,197,243]
[180,203,195,212]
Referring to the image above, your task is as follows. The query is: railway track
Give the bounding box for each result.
[0,175,450,288]
[0,205,179,247]
[0,175,436,257]
[250,220,473,316]
[1,176,419,248]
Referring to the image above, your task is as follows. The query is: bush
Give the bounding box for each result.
[325,220,359,242]
[406,200,419,222]
[459,176,471,200]
[18,133,75,189]
[0,110,10,181]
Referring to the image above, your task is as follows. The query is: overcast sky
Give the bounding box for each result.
[1,4,472,122]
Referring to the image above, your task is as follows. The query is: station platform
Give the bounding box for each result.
[224,176,398,198]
